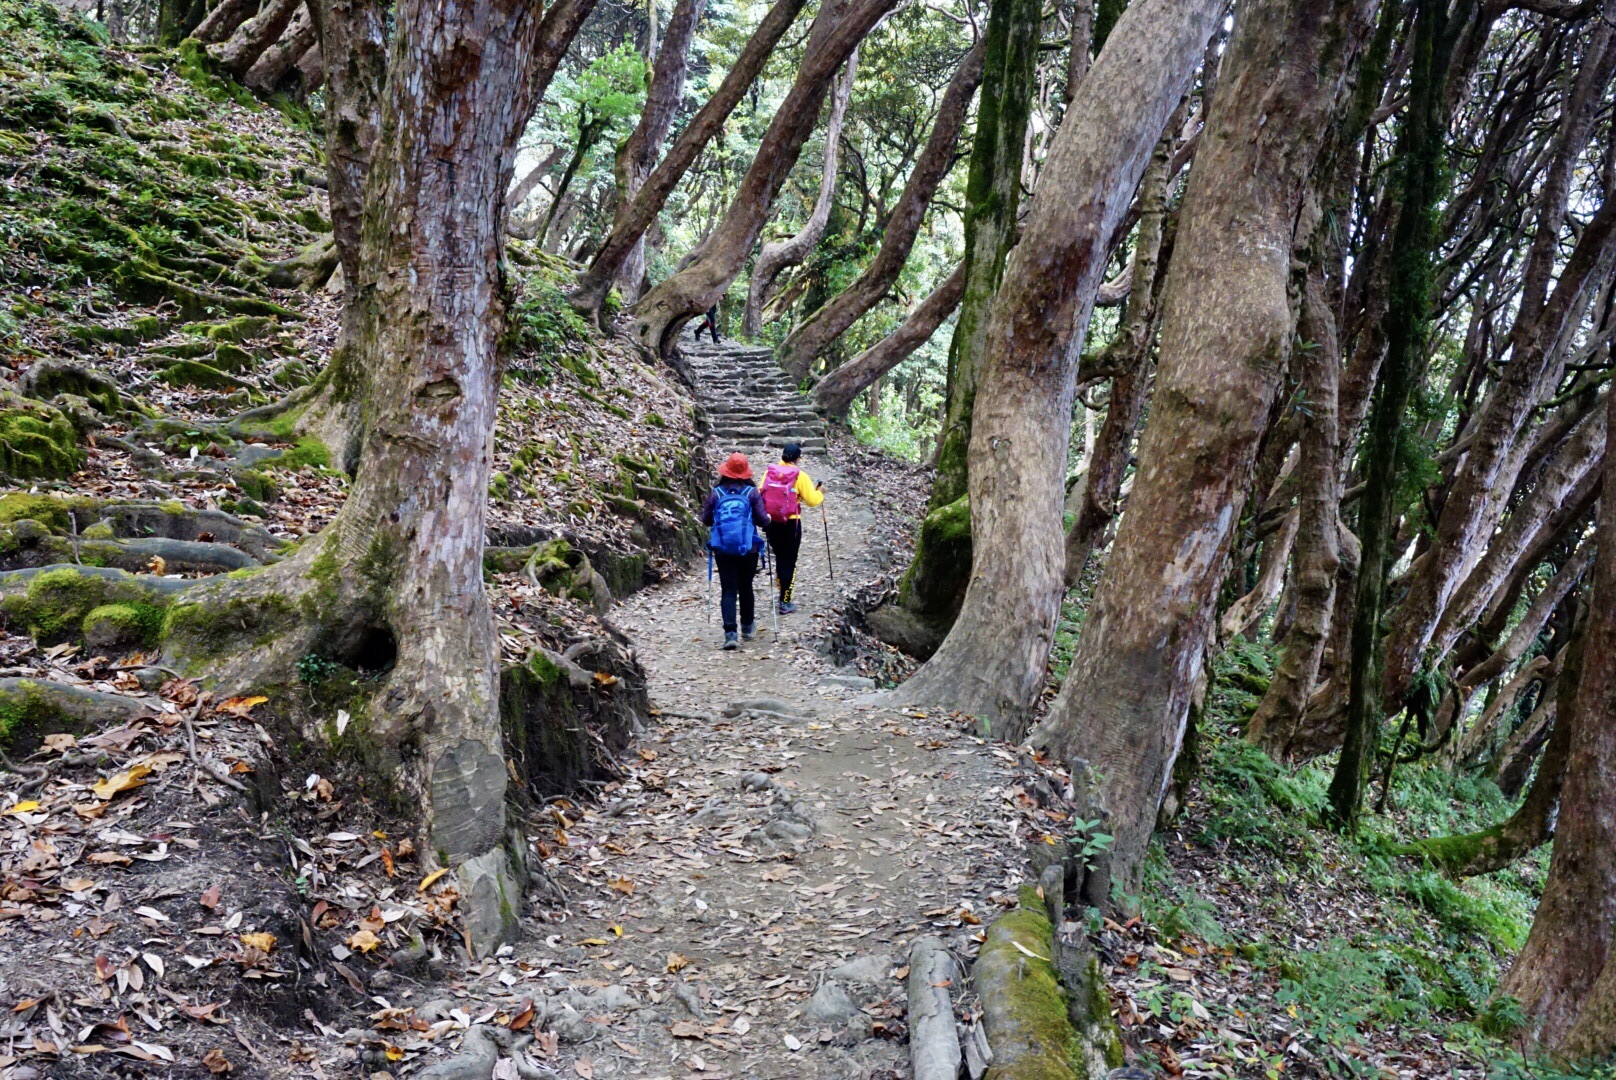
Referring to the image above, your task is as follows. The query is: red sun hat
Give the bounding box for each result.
[718,452,754,480]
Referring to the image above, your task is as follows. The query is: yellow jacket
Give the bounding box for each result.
[763,461,823,519]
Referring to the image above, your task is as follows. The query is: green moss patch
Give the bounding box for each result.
[159,359,251,391]
[0,493,75,530]
[162,593,296,660]
[2,566,169,644]
[0,393,83,478]
[82,601,164,651]
[975,886,1089,1080]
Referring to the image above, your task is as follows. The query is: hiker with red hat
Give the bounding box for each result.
[701,452,768,650]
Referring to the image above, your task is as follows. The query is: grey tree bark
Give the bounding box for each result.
[1248,267,1344,755]
[1503,380,1616,1055]
[211,0,301,79]
[611,0,708,303]
[896,0,1227,734]
[628,0,897,357]
[244,3,315,93]
[569,0,811,317]
[743,50,859,339]
[777,35,986,376]
[1027,0,1377,888]
[810,261,966,417]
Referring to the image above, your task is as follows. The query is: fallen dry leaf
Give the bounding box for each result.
[418,868,449,892]
[214,696,267,719]
[607,877,635,896]
[666,952,691,973]
[239,933,275,953]
[200,886,220,910]
[346,929,381,954]
[202,1047,232,1074]
[91,763,152,801]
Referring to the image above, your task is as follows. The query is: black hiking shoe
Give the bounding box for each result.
[722,632,739,650]
[741,623,756,641]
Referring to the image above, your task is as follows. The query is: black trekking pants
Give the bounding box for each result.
[714,550,758,632]
[765,520,803,602]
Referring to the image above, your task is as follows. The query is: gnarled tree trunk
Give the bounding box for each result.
[1061,114,1178,587]
[1027,0,1376,888]
[192,0,254,44]
[897,0,1225,733]
[211,0,301,79]
[611,0,707,304]
[244,3,315,94]
[811,260,965,416]
[1502,379,1616,1055]
[569,0,811,317]
[1248,267,1344,755]
[176,0,596,958]
[627,0,896,357]
[743,50,859,339]
[777,35,986,376]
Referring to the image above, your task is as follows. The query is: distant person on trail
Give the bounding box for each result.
[761,443,824,615]
[702,452,767,650]
[693,303,722,343]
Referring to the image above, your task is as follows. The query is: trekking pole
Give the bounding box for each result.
[763,540,778,636]
[820,504,834,581]
[706,549,714,625]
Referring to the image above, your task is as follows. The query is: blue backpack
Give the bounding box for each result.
[709,486,758,556]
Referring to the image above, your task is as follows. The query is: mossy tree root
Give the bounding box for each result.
[0,677,155,747]
[974,886,1119,1080]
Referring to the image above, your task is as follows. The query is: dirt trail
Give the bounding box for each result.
[463,355,1047,1079]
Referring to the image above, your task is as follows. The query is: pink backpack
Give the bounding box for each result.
[761,464,801,523]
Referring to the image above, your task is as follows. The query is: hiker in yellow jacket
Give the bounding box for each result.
[758,442,824,614]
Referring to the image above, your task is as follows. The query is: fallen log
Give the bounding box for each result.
[908,936,963,1080]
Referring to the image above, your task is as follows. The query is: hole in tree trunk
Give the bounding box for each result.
[331,622,398,673]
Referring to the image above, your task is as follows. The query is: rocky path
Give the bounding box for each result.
[454,351,1054,1079]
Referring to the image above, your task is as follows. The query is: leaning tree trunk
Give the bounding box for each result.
[1324,0,1455,833]
[193,0,256,44]
[1062,114,1178,587]
[811,260,965,416]
[1427,402,1605,665]
[777,35,986,375]
[1026,0,1375,888]
[1409,609,1582,878]
[1248,266,1343,754]
[1502,380,1616,1055]
[1380,18,1616,711]
[743,50,859,339]
[897,0,1226,733]
[864,0,1040,657]
[611,0,707,304]
[570,0,810,317]
[211,0,302,80]
[171,0,595,958]
[1434,544,1592,752]
[628,0,895,357]
[245,4,316,94]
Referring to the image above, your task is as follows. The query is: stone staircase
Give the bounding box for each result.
[681,337,828,457]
